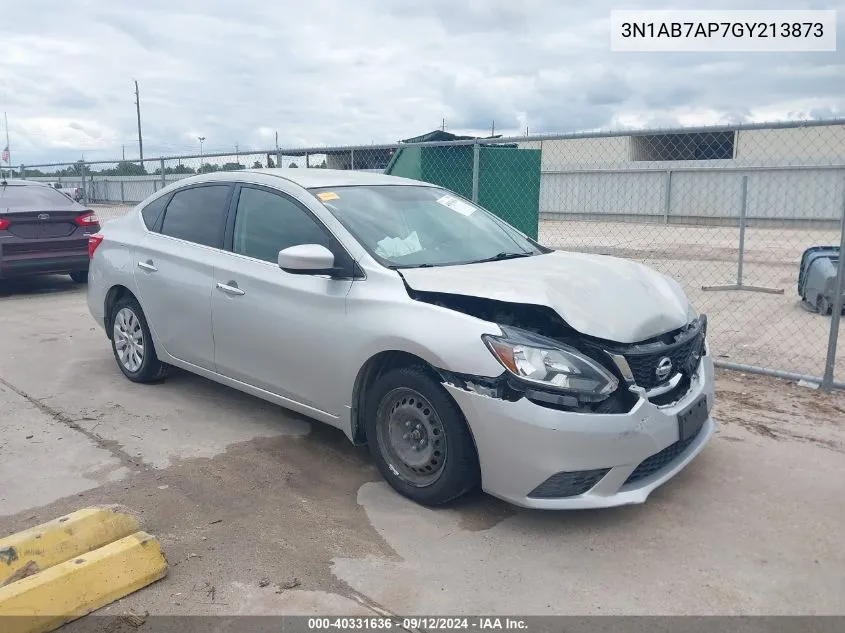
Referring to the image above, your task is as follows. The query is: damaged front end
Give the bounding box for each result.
[410,287,707,415]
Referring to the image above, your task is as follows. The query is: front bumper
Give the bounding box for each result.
[446,356,716,510]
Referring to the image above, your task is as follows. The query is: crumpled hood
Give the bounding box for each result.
[400,251,692,344]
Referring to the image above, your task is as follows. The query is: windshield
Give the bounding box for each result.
[310,185,546,268]
[0,184,75,208]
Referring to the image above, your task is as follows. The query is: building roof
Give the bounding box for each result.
[400,130,504,144]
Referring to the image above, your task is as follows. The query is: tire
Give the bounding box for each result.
[816,295,832,316]
[109,296,169,383]
[364,366,480,506]
[69,271,88,283]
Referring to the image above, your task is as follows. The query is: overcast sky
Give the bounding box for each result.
[1,0,843,165]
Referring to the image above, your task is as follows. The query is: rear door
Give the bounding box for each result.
[133,183,233,371]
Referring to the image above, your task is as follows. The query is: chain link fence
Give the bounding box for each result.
[12,119,845,389]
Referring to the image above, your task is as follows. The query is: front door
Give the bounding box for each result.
[211,185,354,414]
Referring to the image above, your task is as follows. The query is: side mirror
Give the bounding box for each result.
[278,244,336,275]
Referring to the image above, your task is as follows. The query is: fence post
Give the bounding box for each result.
[120,181,125,203]
[276,149,282,169]
[305,152,310,168]
[350,149,355,170]
[160,159,166,188]
[736,175,749,286]
[662,170,672,223]
[81,162,88,205]
[20,165,26,180]
[820,179,845,391]
[471,142,480,203]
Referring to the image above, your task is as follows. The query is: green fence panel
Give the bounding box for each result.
[386,144,540,239]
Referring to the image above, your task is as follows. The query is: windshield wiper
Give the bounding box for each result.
[470,251,533,264]
[389,263,435,269]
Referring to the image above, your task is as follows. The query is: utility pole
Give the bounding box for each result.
[3,112,10,176]
[235,144,240,166]
[122,144,125,161]
[134,80,144,166]
[198,136,205,161]
[441,118,446,131]
[491,121,495,137]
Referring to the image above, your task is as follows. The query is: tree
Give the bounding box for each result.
[252,160,263,169]
[221,162,245,171]
[198,163,220,174]
[289,162,298,168]
[267,157,276,168]
[153,165,196,176]
[100,161,147,176]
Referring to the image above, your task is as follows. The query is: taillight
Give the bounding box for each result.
[0,218,9,231]
[88,233,104,259]
[75,211,100,226]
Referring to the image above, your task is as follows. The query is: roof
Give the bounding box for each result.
[400,130,504,144]
[0,179,52,187]
[170,168,429,190]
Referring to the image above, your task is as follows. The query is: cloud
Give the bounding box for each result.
[0,0,843,165]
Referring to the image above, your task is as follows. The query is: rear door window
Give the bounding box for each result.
[159,185,231,248]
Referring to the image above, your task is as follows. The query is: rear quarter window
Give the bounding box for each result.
[140,196,169,230]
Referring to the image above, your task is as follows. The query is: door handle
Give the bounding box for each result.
[138,260,158,272]
[216,282,245,296]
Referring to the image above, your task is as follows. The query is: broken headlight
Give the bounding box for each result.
[483,327,618,399]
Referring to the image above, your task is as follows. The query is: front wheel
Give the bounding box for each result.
[365,366,480,506]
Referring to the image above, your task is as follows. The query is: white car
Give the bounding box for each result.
[86,169,715,509]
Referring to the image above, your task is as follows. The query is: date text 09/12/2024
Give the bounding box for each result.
[307,617,529,630]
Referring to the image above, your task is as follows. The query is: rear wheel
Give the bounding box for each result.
[365,366,480,506]
[69,271,88,283]
[110,296,168,383]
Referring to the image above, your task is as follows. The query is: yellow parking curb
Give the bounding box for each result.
[0,531,167,633]
[0,507,140,586]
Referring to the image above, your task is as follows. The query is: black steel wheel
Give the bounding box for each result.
[365,366,480,505]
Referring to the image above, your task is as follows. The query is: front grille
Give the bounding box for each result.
[624,426,704,486]
[528,468,610,499]
[613,316,707,390]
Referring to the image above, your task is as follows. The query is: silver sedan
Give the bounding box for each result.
[87,169,715,509]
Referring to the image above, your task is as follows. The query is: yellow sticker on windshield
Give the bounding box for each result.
[317,191,339,202]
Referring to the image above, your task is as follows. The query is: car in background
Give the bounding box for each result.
[44,181,84,202]
[0,179,100,282]
[86,169,714,510]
